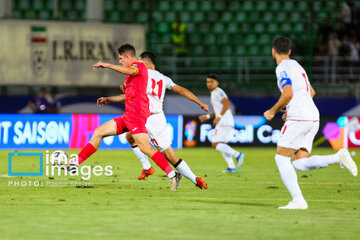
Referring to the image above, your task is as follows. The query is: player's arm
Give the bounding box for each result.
[264,85,293,121]
[97,94,126,106]
[213,97,230,125]
[92,62,138,75]
[309,84,316,98]
[171,85,209,112]
[199,112,215,122]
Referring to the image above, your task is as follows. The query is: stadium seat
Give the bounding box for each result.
[235,45,246,56]
[243,1,254,12]
[173,1,184,12]
[186,23,196,33]
[130,1,142,11]
[283,1,295,12]
[137,12,148,23]
[214,23,225,33]
[33,0,44,11]
[60,0,72,11]
[199,23,210,33]
[192,45,204,56]
[157,23,170,33]
[186,1,198,12]
[165,12,176,22]
[235,12,246,23]
[152,12,163,22]
[193,12,204,23]
[38,10,50,19]
[159,1,170,11]
[24,10,36,19]
[189,34,202,44]
[256,1,267,11]
[217,34,230,45]
[204,34,216,45]
[75,0,86,11]
[228,1,241,12]
[200,1,212,11]
[19,0,30,10]
[214,1,225,11]
[254,23,264,33]
[221,12,233,23]
[103,0,114,11]
[263,12,274,23]
[227,23,238,33]
[180,12,191,22]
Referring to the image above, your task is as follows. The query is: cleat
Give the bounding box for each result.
[222,167,237,173]
[235,152,245,169]
[278,200,308,210]
[169,172,182,191]
[137,167,155,180]
[337,148,358,176]
[195,177,207,189]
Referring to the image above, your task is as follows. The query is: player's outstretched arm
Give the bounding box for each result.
[171,85,209,112]
[264,85,293,121]
[92,62,138,76]
[97,95,126,106]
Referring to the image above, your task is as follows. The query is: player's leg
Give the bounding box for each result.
[125,132,154,180]
[132,133,175,178]
[276,121,308,209]
[291,122,358,176]
[212,126,244,171]
[78,119,118,165]
[163,146,207,189]
[133,133,181,191]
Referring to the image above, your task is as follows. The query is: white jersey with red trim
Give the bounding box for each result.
[146,69,176,114]
[276,59,319,121]
[210,87,234,127]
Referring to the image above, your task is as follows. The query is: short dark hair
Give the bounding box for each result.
[117,43,136,56]
[140,51,156,65]
[272,36,291,54]
[207,73,218,81]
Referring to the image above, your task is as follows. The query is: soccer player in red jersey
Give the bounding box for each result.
[76,43,181,191]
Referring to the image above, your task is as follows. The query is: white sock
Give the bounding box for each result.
[175,159,197,184]
[132,146,152,170]
[216,143,238,157]
[292,154,339,171]
[275,154,305,202]
[222,152,236,169]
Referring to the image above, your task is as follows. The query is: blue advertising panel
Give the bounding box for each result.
[0,114,183,149]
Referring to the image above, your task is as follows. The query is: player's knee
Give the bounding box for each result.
[93,127,103,138]
[125,132,135,145]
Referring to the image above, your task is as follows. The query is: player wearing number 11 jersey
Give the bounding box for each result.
[264,36,358,209]
[97,52,208,189]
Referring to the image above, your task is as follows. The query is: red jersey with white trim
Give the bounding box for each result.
[124,61,150,119]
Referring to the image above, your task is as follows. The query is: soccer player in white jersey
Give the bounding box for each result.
[264,36,358,209]
[97,52,208,189]
[199,74,245,173]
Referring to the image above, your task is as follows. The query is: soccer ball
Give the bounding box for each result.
[50,150,69,166]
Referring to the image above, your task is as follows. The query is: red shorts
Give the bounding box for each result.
[113,115,148,135]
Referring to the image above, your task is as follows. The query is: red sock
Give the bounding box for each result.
[78,143,97,165]
[151,151,174,176]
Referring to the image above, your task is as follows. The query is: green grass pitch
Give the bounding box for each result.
[0,147,359,240]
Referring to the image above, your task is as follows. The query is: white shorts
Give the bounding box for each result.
[212,125,234,143]
[145,112,172,152]
[277,120,319,154]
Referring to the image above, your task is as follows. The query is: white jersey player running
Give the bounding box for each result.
[264,36,358,210]
[199,74,245,173]
[97,52,208,189]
